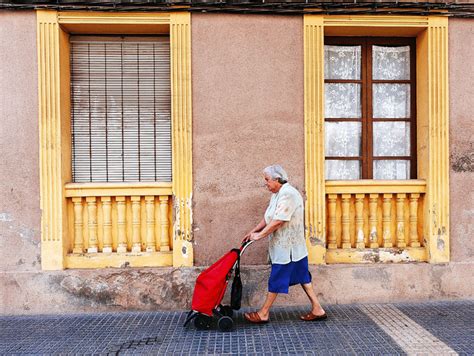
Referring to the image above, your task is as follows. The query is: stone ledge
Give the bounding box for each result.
[1,262,473,315]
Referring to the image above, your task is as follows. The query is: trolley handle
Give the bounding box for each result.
[240,240,254,254]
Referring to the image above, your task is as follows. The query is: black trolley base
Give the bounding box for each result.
[184,304,234,332]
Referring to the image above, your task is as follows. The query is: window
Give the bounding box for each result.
[324,37,416,180]
[70,36,172,183]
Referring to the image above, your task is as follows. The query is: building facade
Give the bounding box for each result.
[0,1,473,314]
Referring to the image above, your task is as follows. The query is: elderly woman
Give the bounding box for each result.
[242,165,327,323]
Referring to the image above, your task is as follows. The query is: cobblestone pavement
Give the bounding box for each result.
[0,300,472,355]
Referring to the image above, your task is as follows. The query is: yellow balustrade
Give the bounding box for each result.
[325,180,427,264]
[64,183,173,268]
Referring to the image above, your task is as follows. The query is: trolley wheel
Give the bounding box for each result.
[217,316,234,332]
[220,305,234,318]
[194,314,213,330]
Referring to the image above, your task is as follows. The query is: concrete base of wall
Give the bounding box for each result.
[1,262,473,315]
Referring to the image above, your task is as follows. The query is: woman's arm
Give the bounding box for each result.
[249,219,284,241]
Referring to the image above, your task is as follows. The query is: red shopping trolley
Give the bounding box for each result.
[183,241,254,332]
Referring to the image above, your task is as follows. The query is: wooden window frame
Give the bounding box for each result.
[324,36,417,179]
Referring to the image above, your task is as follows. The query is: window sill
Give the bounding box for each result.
[65,182,173,197]
[325,179,426,194]
[326,247,427,264]
[65,251,173,269]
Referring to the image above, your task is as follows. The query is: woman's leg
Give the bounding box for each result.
[256,292,278,320]
[301,283,325,315]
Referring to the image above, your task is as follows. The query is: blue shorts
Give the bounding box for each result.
[268,256,312,294]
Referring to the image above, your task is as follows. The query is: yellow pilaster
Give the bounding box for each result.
[37,10,70,270]
[426,17,450,263]
[170,12,193,267]
[303,15,326,264]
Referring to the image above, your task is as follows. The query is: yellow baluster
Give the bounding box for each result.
[101,197,112,253]
[86,197,98,253]
[355,194,365,249]
[409,193,421,247]
[145,196,156,252]
[341,194,351,249]
[396,194,406,248]
[159,196,171,252]
[131,196,141,253]
[382,194,393,248]
[72,197,84,253]
[116,196,127,253]
[369,194,379,248]
[327,194,337,249]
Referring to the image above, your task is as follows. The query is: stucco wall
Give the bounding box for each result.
[0,11,41,275]
[449,18,474,263]
[0,13,472,315]
[191,14,305,266]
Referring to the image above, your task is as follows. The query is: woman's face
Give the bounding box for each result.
[263,173,282,193]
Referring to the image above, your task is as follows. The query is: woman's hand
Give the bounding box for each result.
[242,232,252,243]
[249,232,261,241]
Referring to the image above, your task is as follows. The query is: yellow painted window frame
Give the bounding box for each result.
[37,10,193,270]
[304,15,449,264]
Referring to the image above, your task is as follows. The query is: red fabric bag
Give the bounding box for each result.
[191,249,240,316]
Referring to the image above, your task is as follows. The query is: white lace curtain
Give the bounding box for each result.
[324,44,412,180]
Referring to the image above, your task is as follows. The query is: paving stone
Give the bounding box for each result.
[0,301,472,355]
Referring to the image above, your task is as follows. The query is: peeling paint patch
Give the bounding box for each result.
[362,252,381,263]
[361,249,417,263]
[378,250,416,263]
[437,236,446,251]
[435,226,447,251]
[370,228,377,243]
[306,224,324,246]
[60,276,116,305]
[352,268,390,289]
[0,213,13,222]
[140,293,157,305]
[451,149,474,172]
[309,236,324,247]
[120,262,130,268]
[186,193,194,242]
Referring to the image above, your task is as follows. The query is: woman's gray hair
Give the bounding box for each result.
[263,165,288,184]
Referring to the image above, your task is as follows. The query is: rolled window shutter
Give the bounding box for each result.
[70,36,172,183]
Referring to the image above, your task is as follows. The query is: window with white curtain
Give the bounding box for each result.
[324,37,416,180]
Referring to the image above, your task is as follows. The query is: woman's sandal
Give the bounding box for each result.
[300,312,328,321]
[244,311,269,324]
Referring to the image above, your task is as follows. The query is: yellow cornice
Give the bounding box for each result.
[58,11,170,25]
[323,15,430,27]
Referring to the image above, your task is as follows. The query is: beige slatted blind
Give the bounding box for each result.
[70,36,172,183]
